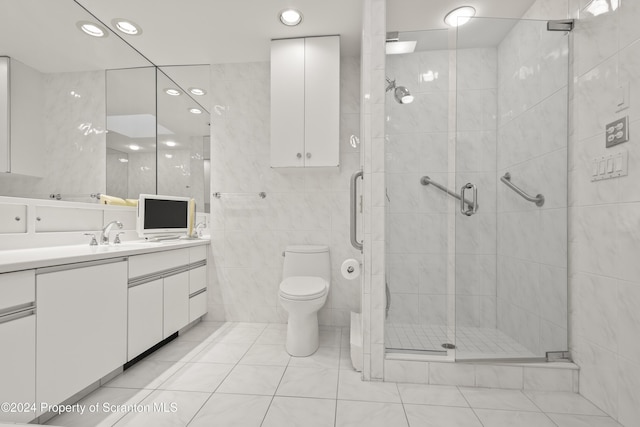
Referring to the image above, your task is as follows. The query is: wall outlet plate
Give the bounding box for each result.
[605,116,629,147]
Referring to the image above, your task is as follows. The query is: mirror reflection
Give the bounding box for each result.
[0,0,210,209]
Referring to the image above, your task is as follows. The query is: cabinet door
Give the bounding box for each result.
[0,314,35,423]
[36,260,127,407]
[163,271,189,338]
[304,36,340,167]
[270,38,305,167]
[128,278,163,361]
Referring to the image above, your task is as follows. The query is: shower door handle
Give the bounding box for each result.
[460,183,478,216]
[350,169,364,252]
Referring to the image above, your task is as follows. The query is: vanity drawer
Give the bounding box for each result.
[128,248,189,279]
[189,265,207,294]
[189,245,207,263]
[0,203,27,234]
[0,270,35,310]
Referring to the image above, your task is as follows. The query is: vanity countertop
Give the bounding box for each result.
[0,238,210,274]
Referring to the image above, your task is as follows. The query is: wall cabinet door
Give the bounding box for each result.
[36,260,127,407]
[163,271,189,338]
[270,36,340,168]
[128,278,163,361]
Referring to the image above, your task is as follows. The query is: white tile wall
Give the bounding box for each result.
[567,0,640,425]
[208,57,362,327]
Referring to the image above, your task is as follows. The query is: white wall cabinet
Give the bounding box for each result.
[270,36,340,168]
[0,270,36,423]
[36,259,127,408]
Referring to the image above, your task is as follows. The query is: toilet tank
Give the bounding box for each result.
[283,245,330,283]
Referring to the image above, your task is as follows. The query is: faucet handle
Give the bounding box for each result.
[84,233,98,246]
[114,232,124,244]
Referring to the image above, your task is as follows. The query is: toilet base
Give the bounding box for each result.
[286,311,319,357]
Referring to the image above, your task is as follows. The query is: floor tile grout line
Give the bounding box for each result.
[456,385,487,427]
[334,327,343,427]
[396,381,412,427]
[259,345,291,427]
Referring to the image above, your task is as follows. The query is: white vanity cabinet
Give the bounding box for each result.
[127,278,163,361]
[128,247,206,360]
[188,246,208,322]
[270,36,340,168]
[36,259,127,410]
[0,270,36,423]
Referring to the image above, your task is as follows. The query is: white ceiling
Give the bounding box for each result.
[76,0,538,66]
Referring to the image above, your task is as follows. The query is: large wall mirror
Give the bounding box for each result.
[0,0,210,213]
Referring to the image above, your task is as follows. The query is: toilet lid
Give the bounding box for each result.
[279,276,328,300]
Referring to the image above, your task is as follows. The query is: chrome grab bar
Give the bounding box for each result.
[420,176,478,211]
[350,169,363,252]
[460,183,478,216]
[500,172,545,207]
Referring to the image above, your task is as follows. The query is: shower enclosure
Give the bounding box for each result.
[384,17,569,361]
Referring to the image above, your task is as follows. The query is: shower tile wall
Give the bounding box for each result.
[208,58,361,327]
[566,0,640,425]
[495,19,569,356]
[0,70,106,200]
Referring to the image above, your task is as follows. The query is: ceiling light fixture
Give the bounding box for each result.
[279,9,303,26]
[76,21,108,38]
[165,88,181,96]
[444,6,476,27]
[129,144,141,151]
[189,87,207,96]
[111,18,142,36]
[165,141,177,147]
[118,158,129,163]
[164,153,173,159]
[189,108,202,114]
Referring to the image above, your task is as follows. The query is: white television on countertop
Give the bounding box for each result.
[137,194,190,239]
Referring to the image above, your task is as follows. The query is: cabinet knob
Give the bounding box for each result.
[306,152,312,159]
[296,153,302,159]
[36,217,41,221]
[14,216,21,221]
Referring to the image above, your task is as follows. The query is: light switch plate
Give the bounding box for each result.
[605,116,629,147]
[592,149,628,181]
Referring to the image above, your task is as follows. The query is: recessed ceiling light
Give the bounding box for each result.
[118,157,129,163]
[279,9,303,26]
[129,144,141,151]
[189,108,202,114]
[165,88,181,96]
[76,21,109,38]
[189,87,207,96]
[111,18,142,36]
[444,6,476,27]
[165,141,177,147]
[164,153,173,159]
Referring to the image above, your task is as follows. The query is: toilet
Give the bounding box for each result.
[279,245,330,356]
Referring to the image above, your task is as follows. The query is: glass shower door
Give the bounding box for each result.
[454,17,569,360]
[384,29,455,355]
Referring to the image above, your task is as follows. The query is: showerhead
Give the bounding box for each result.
[394,86,414,104]
[385,77,414,104]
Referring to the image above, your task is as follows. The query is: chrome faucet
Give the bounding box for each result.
[101,220,123,245]
[194,221,206,238]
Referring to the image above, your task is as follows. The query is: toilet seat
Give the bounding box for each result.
[279,276,328,301]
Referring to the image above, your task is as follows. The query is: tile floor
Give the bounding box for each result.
[45,321,622,427]
[385,323,536,358]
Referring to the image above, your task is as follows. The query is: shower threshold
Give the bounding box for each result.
[386,347,446,356]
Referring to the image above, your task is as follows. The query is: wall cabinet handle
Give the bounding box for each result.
[296,153,302,159]
[306,152,312,159]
